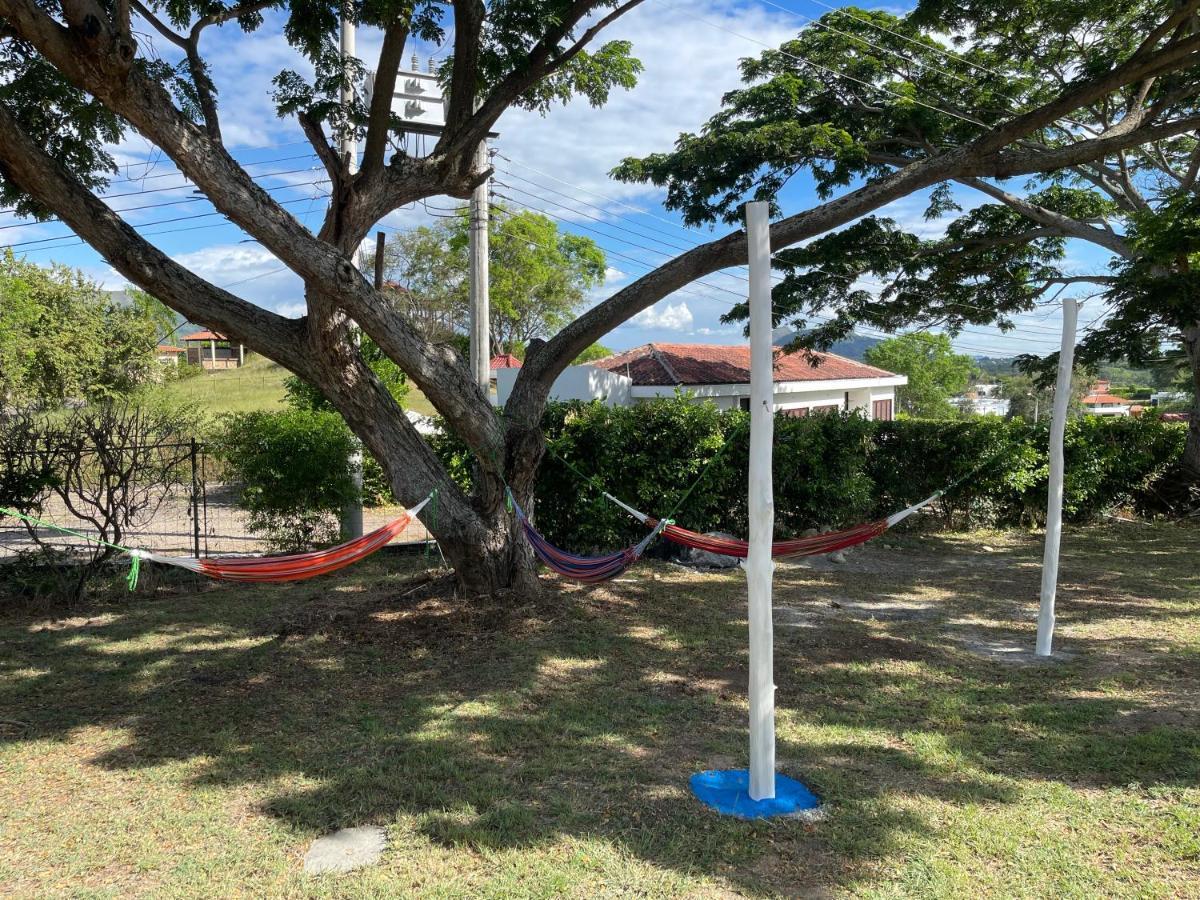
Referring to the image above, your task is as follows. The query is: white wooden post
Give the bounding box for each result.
[745,201,776,800]
[338,6,365,540]
[1037,298,1078,657]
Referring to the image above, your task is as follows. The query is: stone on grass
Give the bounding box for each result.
[828,551,847,564]
[684,533,742,569]
[303,825,387,875]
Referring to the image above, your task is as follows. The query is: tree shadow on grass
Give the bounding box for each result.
[1,525,1198,896]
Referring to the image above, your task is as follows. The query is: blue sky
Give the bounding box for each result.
[0,0,1114,359]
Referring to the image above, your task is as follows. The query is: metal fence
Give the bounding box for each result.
[0,439,429,560]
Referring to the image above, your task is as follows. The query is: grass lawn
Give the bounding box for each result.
[158,354,437,416]
[1,524,1198,897]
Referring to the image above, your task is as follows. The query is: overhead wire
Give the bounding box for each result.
[491,175,1064,350]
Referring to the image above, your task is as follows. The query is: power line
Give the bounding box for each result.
[0,149,320,218]
[0,164,326,233]
[3,187,331,254]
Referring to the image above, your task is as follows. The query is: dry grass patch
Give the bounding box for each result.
[1,524,1198,897]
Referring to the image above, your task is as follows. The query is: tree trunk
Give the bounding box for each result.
[436,510,539,596]
[300,284,544,596]
[1182,324,1200,478]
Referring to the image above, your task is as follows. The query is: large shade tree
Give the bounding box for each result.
[617,1,1200,478]
[1,0,1199,591]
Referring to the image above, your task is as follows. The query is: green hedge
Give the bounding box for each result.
[212,398,1187,553]
[517,401,1187,550]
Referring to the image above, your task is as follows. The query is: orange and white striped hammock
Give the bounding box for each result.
[128,493,433,583]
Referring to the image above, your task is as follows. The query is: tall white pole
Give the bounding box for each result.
[745,201,776,801]
[469,133,491,392]
[339,8,364,540]
[1036,298,1078,657]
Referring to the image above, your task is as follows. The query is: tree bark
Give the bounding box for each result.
[1182,324,1200,478]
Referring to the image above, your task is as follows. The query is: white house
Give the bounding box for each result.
[1081,380,1133,416]
[497,342,905,419]
[952,383,1011,416]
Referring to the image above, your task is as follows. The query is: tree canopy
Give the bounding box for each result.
[376,204,605,353]
[2,0,1199,588]
[0,252,160,408]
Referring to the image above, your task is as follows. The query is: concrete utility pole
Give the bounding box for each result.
[1036,298,1079,657]
[745,201,776,801]
[339,7,365,540]
[468,126,491,393]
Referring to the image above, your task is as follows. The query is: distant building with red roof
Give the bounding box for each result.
[181,328,245,370]
[496,342,906,419]
[489,353,522,370]
[1081,380,1132,417]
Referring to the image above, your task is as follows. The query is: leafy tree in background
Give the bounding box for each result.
[1,0,1197,590]
[123,286,181,342]
[375,204,605,353]
[572,342,612,364]
[998,370,1088,422]
[616,1,1200,480]
[864,332,972,419]
[0,252,158,408]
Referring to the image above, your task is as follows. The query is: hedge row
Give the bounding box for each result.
[212,399,1186,552]
[510,401,1186,551]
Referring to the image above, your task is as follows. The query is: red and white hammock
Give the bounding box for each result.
[602,489,943,561]
[131,493,432,583]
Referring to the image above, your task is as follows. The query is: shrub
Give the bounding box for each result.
[1,400,199,605]
[167,362,204,381]
[214,409,358,550]
[510,400,1187,548]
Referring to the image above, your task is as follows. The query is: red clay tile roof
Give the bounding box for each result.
[156,345,185,353]
[182,330,226,342]
[1082,392,1129,405]
[490,353,522,369]
[592,342,897,386]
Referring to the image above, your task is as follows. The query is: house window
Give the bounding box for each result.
[872,398,894,421]
[739,397,751,411]
[778,406,807,418]
[810,404,841,416]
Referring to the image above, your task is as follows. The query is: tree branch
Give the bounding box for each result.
[130,0,186,49]
[442,0,647,163]
[361,15,411,174]
[957,176,1134,257]
[299,110,344,186]
[0,99,307,372]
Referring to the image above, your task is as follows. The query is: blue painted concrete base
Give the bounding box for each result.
[690,769,820,819]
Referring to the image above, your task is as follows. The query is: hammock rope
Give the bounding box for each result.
[0,492,434,588]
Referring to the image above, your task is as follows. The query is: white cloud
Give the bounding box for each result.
[633,300,693,331]
[170,243,304,314]
[489,0,795,210]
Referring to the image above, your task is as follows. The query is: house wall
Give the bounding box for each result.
[629,380,902,418]
[495,365,633,406]
[185,346,242,369]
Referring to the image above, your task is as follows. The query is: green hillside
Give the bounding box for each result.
[159,354,436,416]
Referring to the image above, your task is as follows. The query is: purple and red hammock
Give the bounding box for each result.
[508,486,944,583]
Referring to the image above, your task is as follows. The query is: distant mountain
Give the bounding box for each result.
[773,329,882,362]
